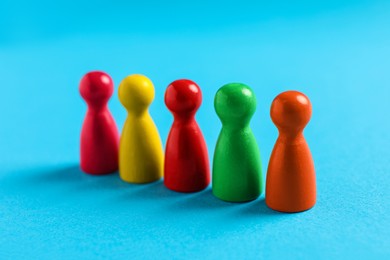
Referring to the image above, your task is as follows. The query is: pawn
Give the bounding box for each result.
[164,79,210,192]
[266,91,316,212]
[118,74,164,183]
[79,71,119,175]
[212,83,263,202]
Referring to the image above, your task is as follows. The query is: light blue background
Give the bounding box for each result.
[1,0,389,259]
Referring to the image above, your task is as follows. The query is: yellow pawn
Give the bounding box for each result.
[118,74,164,183]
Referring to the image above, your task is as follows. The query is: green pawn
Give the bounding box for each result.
[212,83,263,202]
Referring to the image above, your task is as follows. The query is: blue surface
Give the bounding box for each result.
[1,1,390,259]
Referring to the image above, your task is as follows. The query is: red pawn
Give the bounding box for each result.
[164,79,210,192]
[79,71,119,175]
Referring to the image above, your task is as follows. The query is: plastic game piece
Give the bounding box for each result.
[79,71,119,175]
[266,90,316,213]
[164,79,210,192]
[212,83,263,202]
[118,74,164,183]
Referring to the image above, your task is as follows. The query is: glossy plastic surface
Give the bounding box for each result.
[118,74,164,183]
[164,79,210,192]
[79,71,119,175]
[266,91,316,212]
[212,83,263,202]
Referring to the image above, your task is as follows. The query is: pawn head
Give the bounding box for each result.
[165,79,202,116]
[214,83,257,125]
[118,74,155,112]
[271,90,312,132]
[79,71,113,107]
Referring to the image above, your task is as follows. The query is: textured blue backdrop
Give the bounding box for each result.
[1,0,389,259]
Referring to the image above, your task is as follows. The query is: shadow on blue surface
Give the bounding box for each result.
[26,164,124,187]
[23,164,281,217]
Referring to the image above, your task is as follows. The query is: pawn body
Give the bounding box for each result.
[164,79,210,192]
[212,83,263,202]
[266,91,316,212]
[79,71,119,175]
[118,75,163,183]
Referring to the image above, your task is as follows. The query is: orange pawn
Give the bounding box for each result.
[266,91,316,213]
